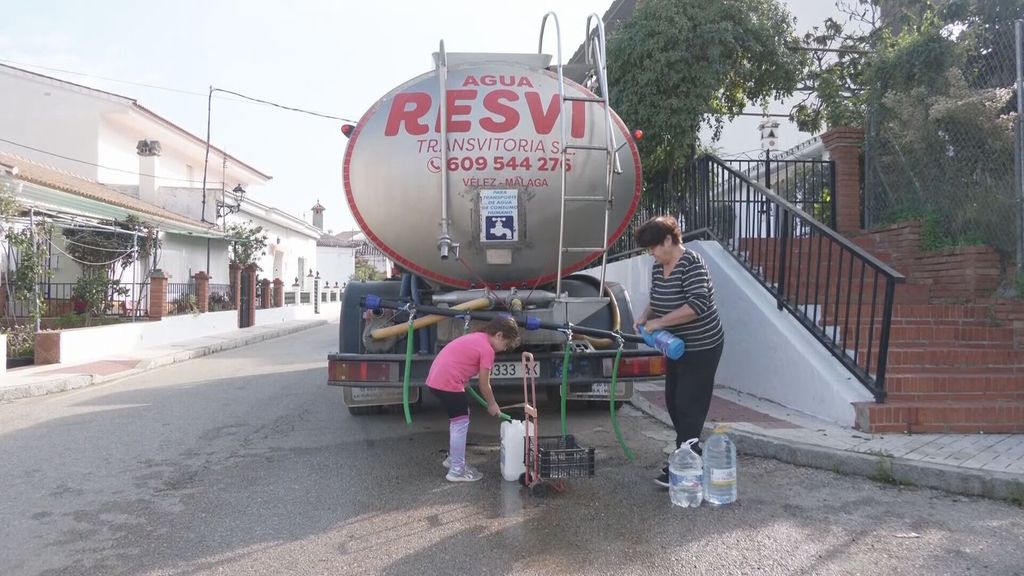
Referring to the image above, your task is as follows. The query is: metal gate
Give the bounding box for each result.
[239,270,253,328]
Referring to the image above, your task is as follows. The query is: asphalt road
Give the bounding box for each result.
[1,324,1021,576]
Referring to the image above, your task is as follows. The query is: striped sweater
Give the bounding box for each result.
[649,249,725,351]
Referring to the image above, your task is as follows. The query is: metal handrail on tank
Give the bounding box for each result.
[584,13,616,295]
[435,40,459,261]
[540,12,620,299]
[539,12,569,298]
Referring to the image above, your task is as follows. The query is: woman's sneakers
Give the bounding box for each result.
[654,465,670,488]
[446,465,483,482]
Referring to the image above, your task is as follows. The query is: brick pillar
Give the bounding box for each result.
[259,278,272,309]
[273,278,284,308]
[194,271,210,313]
[229,263,241,312]
[243,265,258,325]
[822,127,865,235]
[148,269,168,320]
[34,331,61,365]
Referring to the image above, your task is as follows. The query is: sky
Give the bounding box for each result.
[0,0,843,235]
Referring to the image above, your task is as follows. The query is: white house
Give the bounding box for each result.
[1,151,221,315]
[0,63,271,285]
[227,197,321,290]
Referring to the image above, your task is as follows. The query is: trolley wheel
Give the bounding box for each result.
[530,483,549,498]
[518,472,528,487]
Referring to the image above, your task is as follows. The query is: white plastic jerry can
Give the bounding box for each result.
[500,419,526,481]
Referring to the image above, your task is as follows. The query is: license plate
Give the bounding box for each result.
[566,381,633,400]
[473,361,540,380]
[344,386,419,406]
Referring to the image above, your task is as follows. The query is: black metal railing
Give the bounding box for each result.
[117,282,150,318]
[3,281,150,319]
[166,282,197,316]
[691,155,904,401]
[208,284,235,311]
[721,157,836,229]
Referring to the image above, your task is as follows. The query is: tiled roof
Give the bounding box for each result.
[317,234,353,247]
[0,151,218,231]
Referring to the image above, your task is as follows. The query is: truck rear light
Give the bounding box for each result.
[329,360,396,382]
[603,356,666,377]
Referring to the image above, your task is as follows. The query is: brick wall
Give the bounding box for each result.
[854,222,1002,302]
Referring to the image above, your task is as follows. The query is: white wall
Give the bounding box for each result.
[592,242,873,426]
[255,300,340,325]
[155,234,229,284]
[317,245,356,287]
[56,310,240,364]
[0,68,104,179]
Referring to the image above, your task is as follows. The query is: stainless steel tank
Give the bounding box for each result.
[343,53,642,289]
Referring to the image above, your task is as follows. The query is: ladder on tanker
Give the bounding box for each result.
[540,12,623,298]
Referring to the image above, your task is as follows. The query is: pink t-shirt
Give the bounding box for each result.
[426,332,495,392]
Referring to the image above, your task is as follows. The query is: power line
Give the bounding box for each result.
[0,136,224,185]
[211,88,357,123]
[0,58,358,123]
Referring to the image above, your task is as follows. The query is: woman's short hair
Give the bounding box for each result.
[636,215,682,248]
[481,316,520,344]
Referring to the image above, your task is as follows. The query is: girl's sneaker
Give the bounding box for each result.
[446,465,483,482]
[442,455,450,469]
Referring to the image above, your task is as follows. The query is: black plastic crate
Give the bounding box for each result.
[531,434,595,479]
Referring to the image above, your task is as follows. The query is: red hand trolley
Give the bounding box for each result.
[518,351,596,497]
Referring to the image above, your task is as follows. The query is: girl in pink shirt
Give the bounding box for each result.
[427,316,520,482]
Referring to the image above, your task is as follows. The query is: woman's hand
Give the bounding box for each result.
[643,318,664,332]
[487,401,501,417]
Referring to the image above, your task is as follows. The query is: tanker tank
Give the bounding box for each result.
[343,52,643,289]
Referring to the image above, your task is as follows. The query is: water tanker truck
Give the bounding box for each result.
[328,14,665,414]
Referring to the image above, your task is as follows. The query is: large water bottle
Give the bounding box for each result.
[668,438,703,508]
[499,419,526,481]
[703,426,737,506]
[640,328,685,360]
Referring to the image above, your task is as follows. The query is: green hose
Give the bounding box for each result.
[560,338,571,438]
[466,386,513,421]
[609,346,635,460]
[401,316,414,426]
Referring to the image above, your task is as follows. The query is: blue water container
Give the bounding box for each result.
[640,328,685,360]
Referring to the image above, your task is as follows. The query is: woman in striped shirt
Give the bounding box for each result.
[635,215,725,488]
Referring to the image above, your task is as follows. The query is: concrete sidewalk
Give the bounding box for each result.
[632,382,1024,503]
[3,321,1022,503]
[0,319,328,402]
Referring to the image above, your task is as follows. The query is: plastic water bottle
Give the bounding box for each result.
[499,419,526,481]
[669,438,703,508]
[703,426,737,506]
[640,328,685,360]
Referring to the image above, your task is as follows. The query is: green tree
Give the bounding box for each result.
[799,0,1023,257]
[225,221,268,269]
[62,215,159,321]
[606,0,806,179]
[350,257,385,281]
